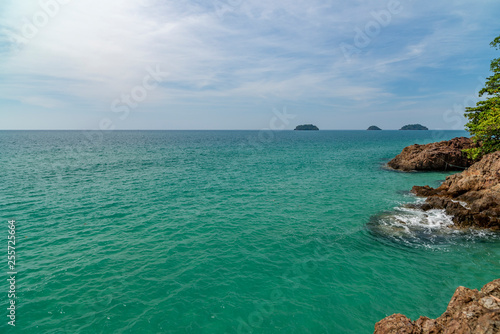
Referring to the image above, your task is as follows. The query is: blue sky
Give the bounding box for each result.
[0,0,499,130]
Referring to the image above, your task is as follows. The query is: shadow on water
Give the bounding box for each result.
[367,201,500,249]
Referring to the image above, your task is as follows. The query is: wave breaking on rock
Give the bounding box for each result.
[412,151,500,230]
[368,199,498,248]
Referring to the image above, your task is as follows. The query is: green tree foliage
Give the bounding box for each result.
[464,35,500,159]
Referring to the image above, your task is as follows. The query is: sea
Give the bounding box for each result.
[1,130,499,334]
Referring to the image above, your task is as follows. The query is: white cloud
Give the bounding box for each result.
[19,95,65,109]
[0,0,499,128]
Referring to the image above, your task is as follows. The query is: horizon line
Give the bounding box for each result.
[0,129,469,131]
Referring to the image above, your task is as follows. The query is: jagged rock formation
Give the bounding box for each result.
[387,137,477,171]
[412,151,500,229]
[368,125,382,130]
[400,124,429,130]
[294,124,319,131]
[374,278,500,334]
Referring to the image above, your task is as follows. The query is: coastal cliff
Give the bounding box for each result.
[387,137,477,171]
[374,279,500,334]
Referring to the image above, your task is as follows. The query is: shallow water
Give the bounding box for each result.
[1,130,498,333]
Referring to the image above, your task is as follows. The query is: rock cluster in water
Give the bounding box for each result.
[387,137,477,171]
[374,278,500,334]
[412,150,500,230]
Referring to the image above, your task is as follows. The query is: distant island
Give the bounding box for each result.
[399,124,429,130]
[367,125,382,130]
[295,124,319,131]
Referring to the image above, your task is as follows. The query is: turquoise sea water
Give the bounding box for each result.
[1,130,499,334]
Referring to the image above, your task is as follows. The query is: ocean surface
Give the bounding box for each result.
[1,130,499,334]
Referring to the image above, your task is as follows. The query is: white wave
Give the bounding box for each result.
[392,207,454,229]
[369,201,499,247]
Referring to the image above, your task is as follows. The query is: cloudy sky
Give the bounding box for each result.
[0,0,499,130]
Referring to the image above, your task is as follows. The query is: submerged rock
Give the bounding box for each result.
[388,137,477,171]
[374,278,500,334]
[412,151,500,229]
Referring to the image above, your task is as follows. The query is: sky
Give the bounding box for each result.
[0,0,499,130]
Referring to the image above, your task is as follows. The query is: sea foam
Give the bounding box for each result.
[368,198,498,248]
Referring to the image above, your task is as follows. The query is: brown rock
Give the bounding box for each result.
[374,279,500,334]
[388,137,477,171]
[374,314,414,334]
[412,185,441,197]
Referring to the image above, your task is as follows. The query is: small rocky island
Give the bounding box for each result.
[367,125,382,130]
[294,124,319,131]
[400,124,429,130]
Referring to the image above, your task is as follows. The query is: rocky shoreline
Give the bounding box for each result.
[412,150,500,230]
[387,137,499,230]
[374,279,500,333]
[375,138,499,333]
